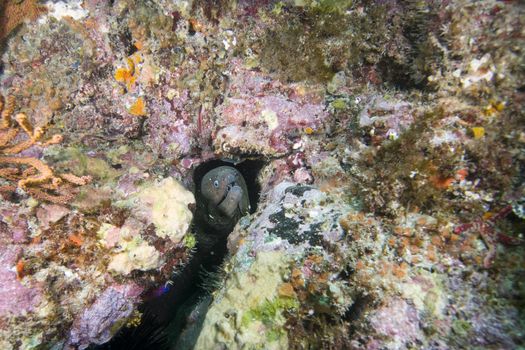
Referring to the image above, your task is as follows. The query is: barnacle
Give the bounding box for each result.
[0,94,91,203]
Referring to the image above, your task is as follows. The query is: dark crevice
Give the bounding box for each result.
[90,158,264,350]
[344,294,373,338]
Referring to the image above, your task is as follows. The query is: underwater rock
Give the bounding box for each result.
[144,89,196,160]
[0,204,42,320]
[0,172,195,348]
[119,176,195,244]
[35,204,70,231]
[67,283,143,349]
[0,245,42,317]
[213,60,328,158]
[100,221,162,276]
[195,182,354,349]
[357,94,414,143]
[367,298,424,349]
[195,251,292,350]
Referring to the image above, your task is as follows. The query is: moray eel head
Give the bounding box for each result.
[200,166,250,221]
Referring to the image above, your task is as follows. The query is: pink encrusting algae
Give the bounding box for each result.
[0,0,524,349]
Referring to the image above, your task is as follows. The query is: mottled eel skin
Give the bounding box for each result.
[200,166,250,234]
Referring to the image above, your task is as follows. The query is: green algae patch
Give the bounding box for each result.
[331,98,347,110]
[45,146,121,183]
[105,145,132,166]
[242,296,299,342]
[183,233,197,250]
[299,0,353,13]
[242,297,299,326]
[257,4,393,83]
[451,320,472,337]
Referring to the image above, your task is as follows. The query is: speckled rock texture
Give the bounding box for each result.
[67,284,143,348]
[195,182,356,349]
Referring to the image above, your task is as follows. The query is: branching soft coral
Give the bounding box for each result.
[0,94,91,203]
[0,0,47,44]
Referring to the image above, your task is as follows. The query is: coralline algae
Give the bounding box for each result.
[0,0,524,349]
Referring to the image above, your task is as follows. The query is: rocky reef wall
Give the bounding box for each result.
[0,0,524,349]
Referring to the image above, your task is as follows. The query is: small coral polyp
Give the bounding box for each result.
[0,93,90,203]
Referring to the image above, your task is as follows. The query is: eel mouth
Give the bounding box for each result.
[216,180,236,208]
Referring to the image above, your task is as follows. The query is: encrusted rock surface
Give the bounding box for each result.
[0,0,524,349]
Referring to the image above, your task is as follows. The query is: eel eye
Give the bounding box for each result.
[213,180,219,188]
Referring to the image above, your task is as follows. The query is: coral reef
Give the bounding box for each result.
[0,174,196,349]
[0,94,91,203]
[0,0,523,349]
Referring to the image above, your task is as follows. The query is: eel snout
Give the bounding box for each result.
[217,184,243,217]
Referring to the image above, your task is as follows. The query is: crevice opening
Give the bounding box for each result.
[91,158,265,350]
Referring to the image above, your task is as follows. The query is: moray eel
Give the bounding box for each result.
[200,166,250,234]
